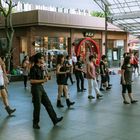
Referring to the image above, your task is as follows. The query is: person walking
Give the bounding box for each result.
[99,55,111,91]
[65,55,75,85]
[30,53,63,129]
[0,57,16,115]
[56,54,75,108]
[22,55,30,89]
[121,55,138,104]
[133,52,140,75]
[75,55,86,92]
[86,55,103,99]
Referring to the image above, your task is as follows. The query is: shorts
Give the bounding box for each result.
[101,75,107,83]
[0,85,5,90]
[133,64,139,68]
[57,78,67,85]
[122,84,132,93]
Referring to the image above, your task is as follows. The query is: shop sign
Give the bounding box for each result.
[83,32,95,37]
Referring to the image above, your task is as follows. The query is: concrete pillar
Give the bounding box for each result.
[101,32,106,55]
[27,27,35,56]
[68,29,75,55]
[12,36,20,68]
[124,32,129,52]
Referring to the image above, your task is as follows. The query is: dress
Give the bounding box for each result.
[56,65,67,85]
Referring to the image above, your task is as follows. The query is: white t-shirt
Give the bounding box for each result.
[0,67,4,86]
[72,56,77,63]
[69,59,73,65]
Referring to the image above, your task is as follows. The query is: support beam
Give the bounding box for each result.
[111,11,140,21]
[93,0,110,55]
[93,0,110,11]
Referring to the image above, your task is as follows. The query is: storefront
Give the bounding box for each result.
[0,10,128,68]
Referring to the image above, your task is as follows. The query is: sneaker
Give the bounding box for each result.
[97,94,103,99]
[33,123,40,129]
[82,88,87,90]
[131,100,138,104]
[72,81,75,84]
[81,88,87,92]
[106,87,111,90]
[53,117,63,125]
[88,95,95,99]
[100,88,105,91]
[123,101,130,104]
[61,94,65,97]
[77,89,82,92]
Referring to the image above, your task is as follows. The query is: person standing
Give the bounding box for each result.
[0,57,16,115]
[75,55,86,92]
[65,55,75,85]
[87,55,103,99]
[121,56,138,104]
[56,54,75,108]
[22,55,30,89]
[1,56,9,93]
[30,53,63,129]
[133,52,140,75]
[99,55,111,91]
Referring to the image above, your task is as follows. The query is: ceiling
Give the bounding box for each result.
[94,0,140,37]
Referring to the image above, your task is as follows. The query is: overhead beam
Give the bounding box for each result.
[118,23,140,27]
[111,11,140,21]
[131,32,140,35]
[93,0,110,12]
[127,28,140,31]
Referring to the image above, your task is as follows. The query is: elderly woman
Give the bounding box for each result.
[0,57,16,115]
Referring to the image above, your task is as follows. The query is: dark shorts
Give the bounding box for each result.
[57,78,67,85]
[133,64,139,68]
[0,85,5,90]
[101,75,107,83]
[122,84,132,93]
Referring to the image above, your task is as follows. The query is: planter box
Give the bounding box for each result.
[10,75,23,82]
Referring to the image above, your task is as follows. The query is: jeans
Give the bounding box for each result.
[75,72,84,90]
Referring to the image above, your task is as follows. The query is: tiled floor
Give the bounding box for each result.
[0,73,140,140]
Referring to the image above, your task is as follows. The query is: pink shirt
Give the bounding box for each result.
[86,62,96,79]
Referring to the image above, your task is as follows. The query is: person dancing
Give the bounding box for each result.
[121,56,138,104]
[0,57,16,115]
[30,53,63,129]
[56,54,75,108]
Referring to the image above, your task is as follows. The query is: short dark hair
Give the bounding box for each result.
[77,55,81,61]
[134,52,138,56]
[33,53,43,64]
[66,55,70,59]
[89,55,96,61]
[57,54,64,64]
[101,55,106,60]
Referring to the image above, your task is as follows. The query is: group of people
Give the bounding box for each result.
[0,50,139,130]
[74,54,112,99]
